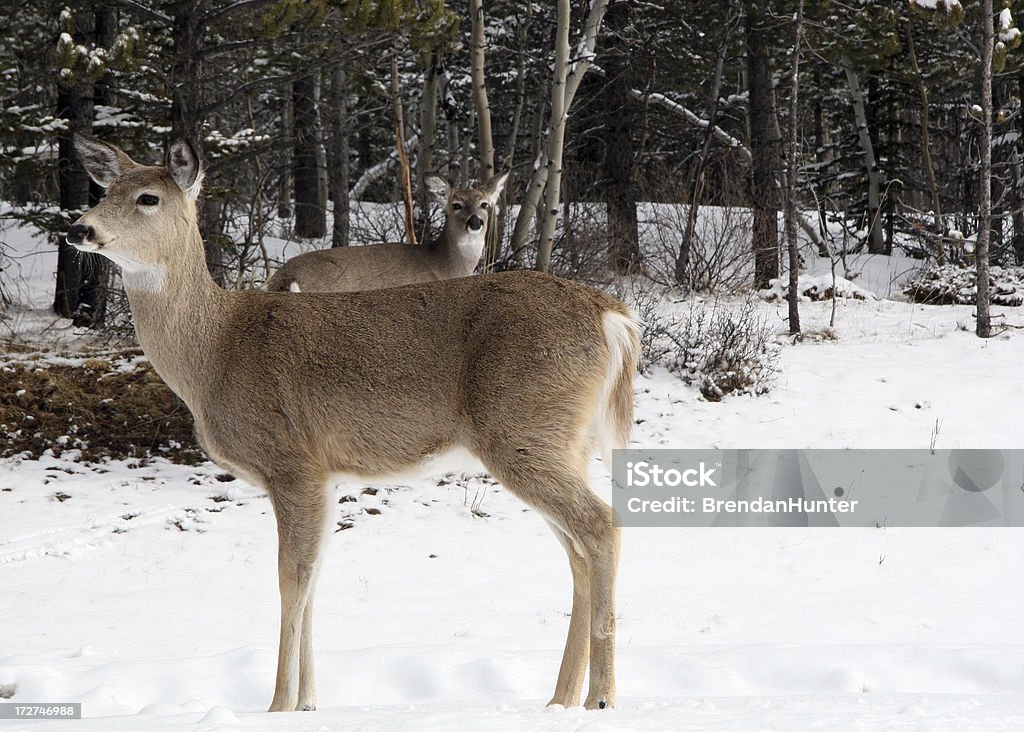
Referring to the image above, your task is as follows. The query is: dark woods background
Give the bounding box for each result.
[0,0,1019,329]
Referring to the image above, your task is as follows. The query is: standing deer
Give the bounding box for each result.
[265,173,508,293]
[66,135,638,712]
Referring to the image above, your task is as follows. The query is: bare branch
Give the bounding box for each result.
[109,0,173,25]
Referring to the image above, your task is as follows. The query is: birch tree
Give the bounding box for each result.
[470,0,499,268]
[841,58,884,254]
[528,0,610,272]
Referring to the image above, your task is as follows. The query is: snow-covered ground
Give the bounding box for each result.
[2,212,1024,730]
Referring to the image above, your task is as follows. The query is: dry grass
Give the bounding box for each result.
[0,355,203,464]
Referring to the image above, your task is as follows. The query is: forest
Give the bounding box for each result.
[0,0,1019,340]
[4,3,1024,728]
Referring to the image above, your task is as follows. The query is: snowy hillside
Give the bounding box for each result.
[2,217,1024,730]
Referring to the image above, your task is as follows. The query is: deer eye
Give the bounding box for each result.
[451,202,463,211]
[137,194,160,206]
[480,201,490,209]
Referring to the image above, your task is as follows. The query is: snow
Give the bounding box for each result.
[2,211,1024,729]
[1000,8,1022,44]
[910,0,963,13]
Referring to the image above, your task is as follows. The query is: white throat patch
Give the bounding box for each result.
[458,229,486,260]
[94,249,167,293]
[120,265,167,293]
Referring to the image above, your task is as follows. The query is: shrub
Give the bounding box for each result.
[761,273,877,303]
[614,279,780,400]
[904,264,1024,305]
[664,298,780,401]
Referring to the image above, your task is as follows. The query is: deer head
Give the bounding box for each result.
[66,135,204,287]
[425,171,508,240]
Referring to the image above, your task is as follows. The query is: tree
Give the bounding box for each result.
[977,0,994,338]
[53,4,97,323]
[328,61,351,248]
[745,0,779,289]
[293,72,327,238]
[600,0,641,274]
[469,0,498,267]
[675,0,738,286]
[53,3,120,326]
[785,0,805,335]
[530,0,610,273]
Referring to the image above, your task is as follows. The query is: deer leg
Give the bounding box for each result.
[544,520,591,707]
[481,449,618,711]
[296,569,322,710]
[267,478,329,712]
[579,508,620,710]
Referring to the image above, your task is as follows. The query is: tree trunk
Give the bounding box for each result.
[677,0,736,284]
[745,0,779,288]
[906,21,944,263]
[470,0,495,181]
[78,3,115,326]
[602,0,640,275]
[329,63,350,248]
[278,92,294,219]
[470,0,499,268]
[170,2,224,280]
[293,72,326,238]
[785,0,804,336]
[842,59,884,254]
[509,103,548,265]
[518,0,609,271]
[534,0,571,273]
[977,0,993,338]
[54,8,94,322]
[495,12,530,269]
[391,53,416,245]
[418,49,441,241]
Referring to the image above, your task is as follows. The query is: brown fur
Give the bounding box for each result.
[265,173,507,293]
[69,135,638,712]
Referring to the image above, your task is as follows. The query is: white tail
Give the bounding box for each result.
[67,135,638,712]
[266,173,508,293]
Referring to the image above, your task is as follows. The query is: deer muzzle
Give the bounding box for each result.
[65,222,95,246]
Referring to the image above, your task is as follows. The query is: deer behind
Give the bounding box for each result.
[67,135,637,713]
[265,173,507,293]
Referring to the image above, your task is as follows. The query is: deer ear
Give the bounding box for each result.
[74,134,137,187]
[425,175,450,203]
[167,138,204,202]
[482,171,509,204]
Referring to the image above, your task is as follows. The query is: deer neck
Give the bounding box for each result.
[119,226,227,407]
[430,218,486,276]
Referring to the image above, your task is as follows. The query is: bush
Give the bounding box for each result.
[664,298,780,401]
[761,273,877,303]
[904,264,1024,306]
[614,280,780,400]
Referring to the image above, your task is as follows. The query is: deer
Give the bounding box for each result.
[65,135,638,713]
[265,173,508,293]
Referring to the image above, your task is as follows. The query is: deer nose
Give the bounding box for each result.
[66,222,94,244]
[467,215,484,232]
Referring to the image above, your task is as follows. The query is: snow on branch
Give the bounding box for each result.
[564,0,611,108]
[641,89,752,164]
[909,0,963,13]
[999,8,1021,44]
[351,134,420,200]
